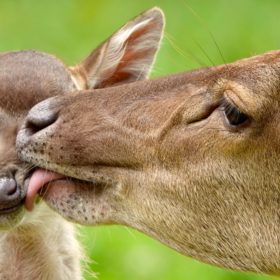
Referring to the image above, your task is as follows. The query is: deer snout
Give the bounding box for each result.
[0,178,21,211]
[25,99,59,136]
[17,97,60,146]
[16,97,62,160]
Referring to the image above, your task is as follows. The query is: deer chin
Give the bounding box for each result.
[0,206,25,230]
[25,168,116,225]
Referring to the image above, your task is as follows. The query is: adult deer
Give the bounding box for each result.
[17,48,280,275]
[0,8,164,279]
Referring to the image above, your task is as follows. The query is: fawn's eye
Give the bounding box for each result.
[222,98,249,127]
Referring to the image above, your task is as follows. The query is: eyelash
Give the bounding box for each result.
[221,98,249,127]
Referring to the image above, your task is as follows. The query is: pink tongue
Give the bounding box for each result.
[25,169,65,211]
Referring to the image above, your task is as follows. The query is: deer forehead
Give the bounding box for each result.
[0,50,76,113]
[220,51,280,95]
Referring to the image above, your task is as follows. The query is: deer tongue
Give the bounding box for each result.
[25,169,65,211]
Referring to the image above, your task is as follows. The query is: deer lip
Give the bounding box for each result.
[24,169,66,211]
[0,203,24,214]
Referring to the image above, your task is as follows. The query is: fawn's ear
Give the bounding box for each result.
[70,7,164,89]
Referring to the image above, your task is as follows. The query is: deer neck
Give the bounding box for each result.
[0,203,83,280]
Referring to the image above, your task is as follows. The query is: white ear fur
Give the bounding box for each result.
[71,7,165,89]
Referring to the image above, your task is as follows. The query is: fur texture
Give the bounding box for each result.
[0,50,83,280]
[0,7,164,279]
[17,50,280,275]
[0,205,82,280]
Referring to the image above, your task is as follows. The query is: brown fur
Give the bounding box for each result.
[17,50,280,275]
[1,7,164,279]
[0,50,83,280]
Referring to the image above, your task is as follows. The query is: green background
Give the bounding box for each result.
[1,0,279,279]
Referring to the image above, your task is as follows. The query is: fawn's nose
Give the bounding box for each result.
[24,98,59,137]
[0,178,21,211]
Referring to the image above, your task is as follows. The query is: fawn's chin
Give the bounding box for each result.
[40,178,114,225]
[0,206,25,230]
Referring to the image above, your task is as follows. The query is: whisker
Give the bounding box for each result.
[165,32,207,67]
[123,226,137,240]
[22,164,36,174]
[181,0,227,66]
[194,39,215,66]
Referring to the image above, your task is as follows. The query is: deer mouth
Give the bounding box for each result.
[24,169,66,211]
[0,202,24,214]
[24,168,114,223]
[25,167,116,225]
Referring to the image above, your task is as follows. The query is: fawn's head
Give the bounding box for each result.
[0,50,77,228]
[0,7,164,229]
[17,50,280,274]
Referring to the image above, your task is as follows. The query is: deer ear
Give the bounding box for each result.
[70,7,164,90]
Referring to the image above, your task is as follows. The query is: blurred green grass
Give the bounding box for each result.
[1,0,280,279]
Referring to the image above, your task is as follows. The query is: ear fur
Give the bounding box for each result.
[70,7,165,89]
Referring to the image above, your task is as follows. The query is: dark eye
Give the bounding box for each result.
[222,99,249,127]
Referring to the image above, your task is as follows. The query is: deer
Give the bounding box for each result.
[0,7,164,279]
[16,43,280,275]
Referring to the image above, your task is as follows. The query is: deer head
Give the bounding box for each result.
[17,35,280,274]
[0,7,164,229]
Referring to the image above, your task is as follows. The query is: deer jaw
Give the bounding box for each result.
[17,50,280,274]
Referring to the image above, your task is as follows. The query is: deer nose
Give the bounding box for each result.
[16,97,61,155]
[0,178,21,211]
[24,98,59,137]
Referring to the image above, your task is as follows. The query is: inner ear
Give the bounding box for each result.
[70,7,165,90]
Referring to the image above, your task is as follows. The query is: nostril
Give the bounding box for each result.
[26,111,58,135]
[16,97,61,151]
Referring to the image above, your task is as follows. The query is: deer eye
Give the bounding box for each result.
[222,98,249,127]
